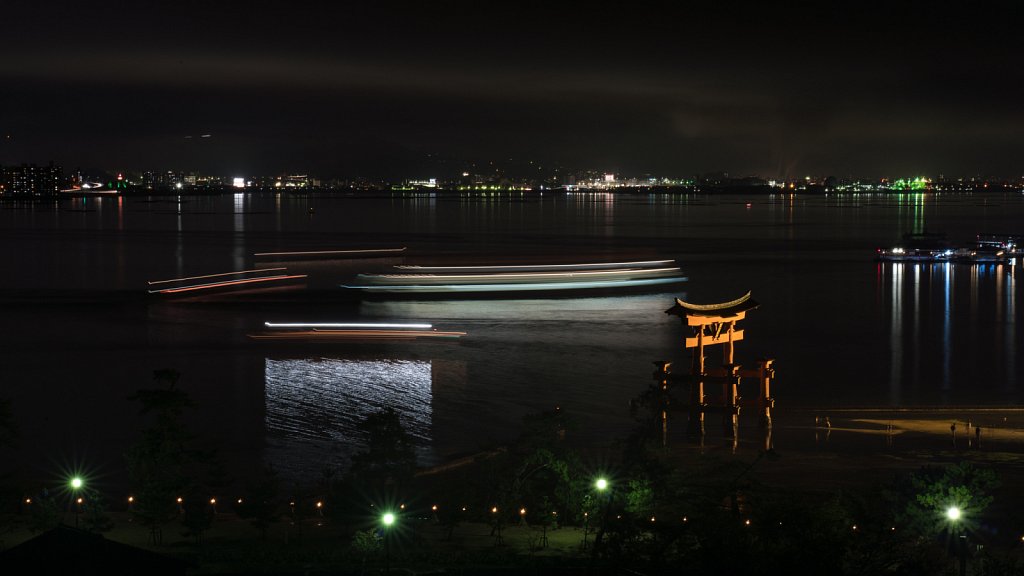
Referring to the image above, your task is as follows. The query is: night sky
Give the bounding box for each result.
[3,2,1023,179]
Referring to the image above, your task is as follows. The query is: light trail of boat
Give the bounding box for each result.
[394,260,675,272]
[362,267,682,282]
[249,329,465,340]
[264,322,433,330]
[253,247,407,257]
[343,276,686,293]
[149,274,308,294]
[147,267,288,285]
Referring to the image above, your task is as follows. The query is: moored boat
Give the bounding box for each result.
[878,232,1020,264]
[876,232,952,262]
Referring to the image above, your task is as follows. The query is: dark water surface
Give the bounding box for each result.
[1,191,1020,486]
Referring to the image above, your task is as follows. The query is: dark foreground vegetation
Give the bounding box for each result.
[1,370,1023,575]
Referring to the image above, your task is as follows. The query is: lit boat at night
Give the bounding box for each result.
[147,268,308,295]
[877,232,1019,264]
[342,259,687,294]
[876,232,953,263]
[955,234,1020,263]
[248,322,466,341]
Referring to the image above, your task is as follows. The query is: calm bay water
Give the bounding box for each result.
[0,191,1020,485]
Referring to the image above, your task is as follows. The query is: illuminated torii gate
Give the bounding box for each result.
[658,291,775,438]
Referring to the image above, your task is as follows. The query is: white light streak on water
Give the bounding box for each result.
[889,263,903,405]
[1008,265,1016,389]
[942,263,952,391]
[912,264,921,390]
[264,322,432,330]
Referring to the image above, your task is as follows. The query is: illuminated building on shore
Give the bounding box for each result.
[0,162,63,197]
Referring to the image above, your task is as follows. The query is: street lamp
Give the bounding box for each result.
[381,512,396,574]
[946,506,966,576]
[592,476,614,556]
[491,506,504,545]
[69,476,84,528]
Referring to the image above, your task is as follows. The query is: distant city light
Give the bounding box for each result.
[233,177,245,188]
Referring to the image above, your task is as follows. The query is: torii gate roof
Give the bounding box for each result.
[665,291,760,319]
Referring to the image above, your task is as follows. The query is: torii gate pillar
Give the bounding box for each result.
[665,291,775,437]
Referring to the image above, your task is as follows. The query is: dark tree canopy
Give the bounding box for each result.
[349,407,418,485]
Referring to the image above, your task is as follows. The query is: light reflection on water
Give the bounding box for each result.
[265,358,433,477]
[3,191,1024,487]
[881,261,1018,404]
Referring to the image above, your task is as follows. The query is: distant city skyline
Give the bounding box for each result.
[4,157,1020,198]
[4,3,1024,179]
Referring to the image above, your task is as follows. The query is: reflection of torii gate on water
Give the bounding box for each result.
[654,291,775,443]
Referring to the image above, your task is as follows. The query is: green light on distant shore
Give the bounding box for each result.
[893,177,929,191]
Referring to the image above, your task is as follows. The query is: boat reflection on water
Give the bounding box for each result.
[264,358,434,478]
[879,258,1017,404]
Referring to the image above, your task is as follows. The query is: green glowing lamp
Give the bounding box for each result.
[382,512,396,527]
[595,477,609,492]
[70,477,83,490]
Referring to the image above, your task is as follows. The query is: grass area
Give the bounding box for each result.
[0,511,599,573]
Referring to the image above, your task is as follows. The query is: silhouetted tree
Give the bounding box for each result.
[124,369,197,545]
[180,486,215,544]
[349,407,417,489]
[80,490,114,534]
[27,488,60,533]
[237,465,281,539]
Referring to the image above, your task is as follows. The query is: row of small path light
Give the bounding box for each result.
[29,475,981,534]
[25,475,613,535]
[24,473,995,574]
[29,475,981,533]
